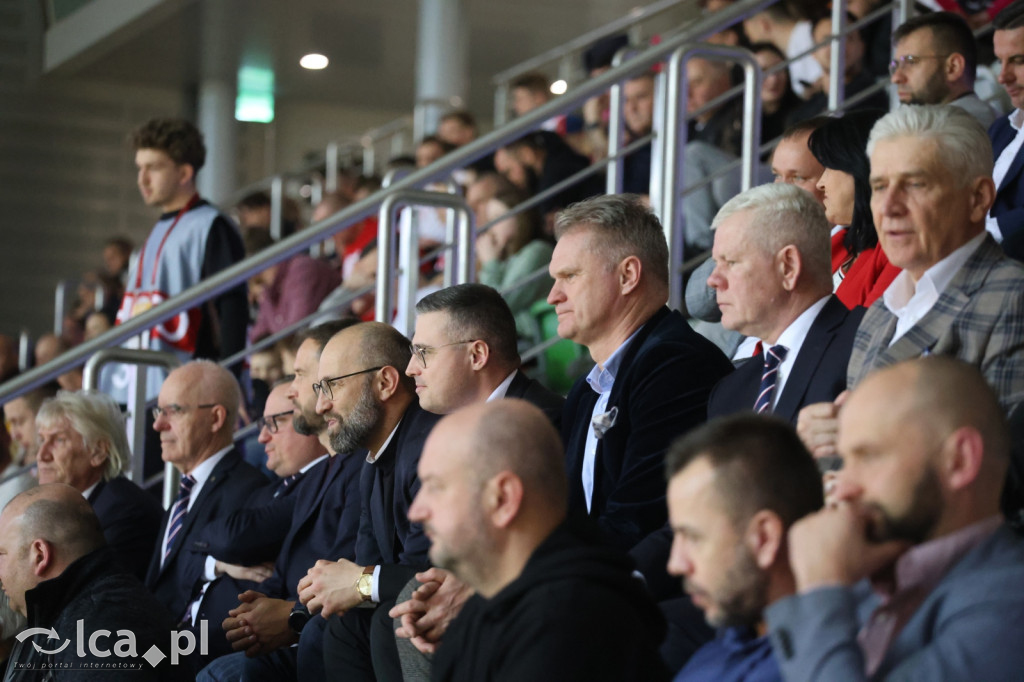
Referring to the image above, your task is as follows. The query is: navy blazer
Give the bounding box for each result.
[506,369,566,428]
[354,401,440,603]
[989,115,1024,261]
[88,476,163,581]
[144,448,266,620]
[707,296,865,424]
[561,307,734,552]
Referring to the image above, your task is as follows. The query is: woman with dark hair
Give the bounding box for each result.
[809,109,901,308]
[752,42,803,149]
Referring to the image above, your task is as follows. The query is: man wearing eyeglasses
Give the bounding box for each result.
[145,360,266,644]
[196,320,365,681]
[890,12,996,128]
[297,321,439,682]
[989,1,1024,260]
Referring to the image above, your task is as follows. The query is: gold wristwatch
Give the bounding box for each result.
[355,565,374,602]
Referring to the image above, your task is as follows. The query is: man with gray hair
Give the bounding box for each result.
[35,390,162,580]
[706,183,864,422]
[550,193,733,557]
[798,105,1024,459]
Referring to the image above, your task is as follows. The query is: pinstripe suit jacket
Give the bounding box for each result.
[847,235,1024,410]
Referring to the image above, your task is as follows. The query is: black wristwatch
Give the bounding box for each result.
[288,603,311,635]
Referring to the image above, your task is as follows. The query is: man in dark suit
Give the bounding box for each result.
[145,360,266,628]
[799,105,1024,460]
[381,283,566,678]
[34,390,162,580]
[295,322,439,681]
[769,356,1024,681]
[705,183,864,424]
[550,194,733,555]
[195,323,364,681]
[989,4,1024,259]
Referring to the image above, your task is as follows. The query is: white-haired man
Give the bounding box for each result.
[35,390,163,579]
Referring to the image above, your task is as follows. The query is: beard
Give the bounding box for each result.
[690,544,769,629]
[328,381,382,454]
[293,409,324,436]
[865,465,942,545]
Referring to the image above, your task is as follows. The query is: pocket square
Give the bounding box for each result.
[592,406,618,440]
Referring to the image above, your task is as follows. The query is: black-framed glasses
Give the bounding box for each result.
[258,409,294,434]
[888,54,947,76]
[151,403,218,420]
[408,341,476,369]
[312,367,383,400]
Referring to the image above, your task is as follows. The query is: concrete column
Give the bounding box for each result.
[196,0,238,206]
[415,0,469,139]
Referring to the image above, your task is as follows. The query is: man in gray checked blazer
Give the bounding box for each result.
[798,105,1024,458]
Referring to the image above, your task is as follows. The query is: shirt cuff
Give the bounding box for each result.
[204,555,218,582]
[371,565,382,603]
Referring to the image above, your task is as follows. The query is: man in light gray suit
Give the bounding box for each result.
[798,105,1024,459]
[767,356,1024,681]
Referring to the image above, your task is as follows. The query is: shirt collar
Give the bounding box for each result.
[1010,108,1024,132]
[188,445,232,484]
[300,454,329,473]
[487,370,518,402]
[586,328,641,396]
[883,231,985,313]
[774,295,831,354]
[367,420,401,464]
[873,515,1002,602]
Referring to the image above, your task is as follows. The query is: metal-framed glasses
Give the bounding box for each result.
[408,341,476,368]
[258,409,294,434]
[151,403,218,420]
[312,367,383,400]
[888,54,947,76]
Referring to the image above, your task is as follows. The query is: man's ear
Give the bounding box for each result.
[942,425,985,492]
[485,471,524,529]
[468,340,491,371]
[208,404,229,433]
[744,510,785,570]
[945,52,966,83]
[375,366,402,402]
[178,162,195,188]
[29,538,53,577]
[619,255,642,295]
[776,245,802,292]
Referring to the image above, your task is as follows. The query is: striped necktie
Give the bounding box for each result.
[163,474,195,561]
[274,471,305,498]
[754,345,788,414]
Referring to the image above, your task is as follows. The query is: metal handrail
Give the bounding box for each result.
[81,348,181,506]
[0,0,826,406]
[491,0,691,124]
[376,190,474,333]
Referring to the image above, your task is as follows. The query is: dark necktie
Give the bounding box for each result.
[164,474,195,561]
[754,345,788,414]
[274,471,305,498]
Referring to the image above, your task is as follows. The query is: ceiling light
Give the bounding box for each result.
[550,79,568,95]
[300,53,329,70]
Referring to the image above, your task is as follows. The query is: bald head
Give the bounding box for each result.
[0,484,106,615]
[177,360,241,428]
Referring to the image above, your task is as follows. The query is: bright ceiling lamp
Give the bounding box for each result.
[300,53,330,70]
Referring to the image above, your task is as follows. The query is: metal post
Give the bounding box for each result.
[269,176,284,240]
[363,136,376,177]
[325,141,339,193]
[495,82,509,128]
[662,44,761,310]
[54,280,67,336]
[17,331,30,373]
[828,0,847,113]
[606,47,635,196]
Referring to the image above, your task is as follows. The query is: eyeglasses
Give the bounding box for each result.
[257,409,294,434]
[888,54,947,76]
[312,367,383,401]
[408,341,476,369]
[151,403,218,420]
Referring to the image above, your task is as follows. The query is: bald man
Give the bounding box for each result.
[413,400,668,681]
[767,357,1024,681]
[145,360,266,628]
[1,484,189,680]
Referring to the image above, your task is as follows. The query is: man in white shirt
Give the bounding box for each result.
[988,3,1024,258]
[705,183,864,424]
[743,5,823,98]
[797,105,1024,459]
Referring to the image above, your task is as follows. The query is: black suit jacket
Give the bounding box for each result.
[506,369,565,429]
[144,448,266,620]
[707,296,865,424]
[355,402,440,603]
[88,476,163,581]
[990,116,1024,260]
[561,307,733,552]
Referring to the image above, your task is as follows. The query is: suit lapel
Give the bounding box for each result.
[774,297,844,421]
